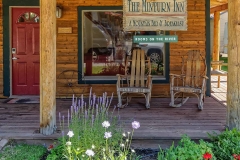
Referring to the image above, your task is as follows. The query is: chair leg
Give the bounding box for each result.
[117,91,123,108]
[169,90,189,107]
[218,76,220,88]
[145,92,151,109]
[198,93,204,110]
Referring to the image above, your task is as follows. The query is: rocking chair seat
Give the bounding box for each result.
[117,86,151,93]
[172,86,203,93]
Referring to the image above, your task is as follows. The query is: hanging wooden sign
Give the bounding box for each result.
[123,0,188,31]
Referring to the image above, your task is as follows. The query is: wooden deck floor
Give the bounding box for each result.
[0,76,228,149]
[211,76,227,106]
[0,98,226,140]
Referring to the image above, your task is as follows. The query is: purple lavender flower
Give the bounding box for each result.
[85,110,88,119]
[89,87,92,105]
[68,110,70,127]
[81,94,84,108]
[59,112,61,123]
[92,115,94,126]
[78,99,81,107]
[93,94,96,107]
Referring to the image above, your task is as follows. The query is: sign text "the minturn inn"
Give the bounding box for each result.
[123,0,188,31]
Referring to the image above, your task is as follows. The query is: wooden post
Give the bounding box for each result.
[212,11,220,70]
[227,0,240,130]
[40,0,57,135]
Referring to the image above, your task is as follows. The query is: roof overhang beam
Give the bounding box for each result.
[210,3,228,13]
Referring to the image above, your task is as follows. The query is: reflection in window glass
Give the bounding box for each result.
[17,12,39,23]
[82,11,165,78]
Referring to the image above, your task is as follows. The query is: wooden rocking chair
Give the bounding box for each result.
[169,50,208,110]
[116,49,152,108]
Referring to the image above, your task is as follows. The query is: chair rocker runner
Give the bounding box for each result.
[116,49,152,109]
[169,50,208,110]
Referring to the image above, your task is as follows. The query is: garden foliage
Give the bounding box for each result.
[47,89,139,160]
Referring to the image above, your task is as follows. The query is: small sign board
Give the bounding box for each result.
[123,0,187,31]
[133,35,178,43]
[58,27,72,34]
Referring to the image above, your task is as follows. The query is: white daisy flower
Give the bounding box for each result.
[66,141,71,146]
[85,149,95,157]
[104,132,112,139]
[102,121,110,128]
[67,131,74,137]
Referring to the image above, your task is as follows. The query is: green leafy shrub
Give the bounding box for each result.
[0,143,46,160]
[208,128,240,160]
[158,135,215,160]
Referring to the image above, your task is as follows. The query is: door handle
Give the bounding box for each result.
[12,57,18,60]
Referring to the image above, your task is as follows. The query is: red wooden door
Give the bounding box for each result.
[12,8,40,95]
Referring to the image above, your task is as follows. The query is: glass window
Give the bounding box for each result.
[17,12,39,23]
[79,7,169,83]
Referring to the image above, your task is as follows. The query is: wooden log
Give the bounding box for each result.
[40,0,57,135]
[212,11,220,70]
[210,3,228,14]
[227,0,240,130]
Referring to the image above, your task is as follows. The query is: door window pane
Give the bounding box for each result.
[17,12,39,23]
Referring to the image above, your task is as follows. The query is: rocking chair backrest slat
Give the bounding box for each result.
[185,52,193,86]
[184,50,205,88]
[135,49,141,87]
[130,50,137,87]
[194,51,201,87]
[129,49,149,87]
[140,50,145,87]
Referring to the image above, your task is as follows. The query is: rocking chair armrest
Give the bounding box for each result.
[202,75,209,79]
[116,74,130,88]
[116,74,128,79]
[169,73,185,78]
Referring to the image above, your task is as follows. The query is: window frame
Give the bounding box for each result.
[77,6,169,84]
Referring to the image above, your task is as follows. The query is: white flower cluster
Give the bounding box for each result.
[85,149,95,157]
[102,121,110,128]
[67,131,74,137]
[104,132,112,139]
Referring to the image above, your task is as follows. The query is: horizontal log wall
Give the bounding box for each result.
[0,0,206,98]
[55,0,206,98]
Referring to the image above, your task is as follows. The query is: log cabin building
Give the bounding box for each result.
[0,0,228,99]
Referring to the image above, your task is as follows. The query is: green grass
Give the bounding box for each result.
[211,56,228,72]
[0,143,47,160]
[219,56,228,71]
